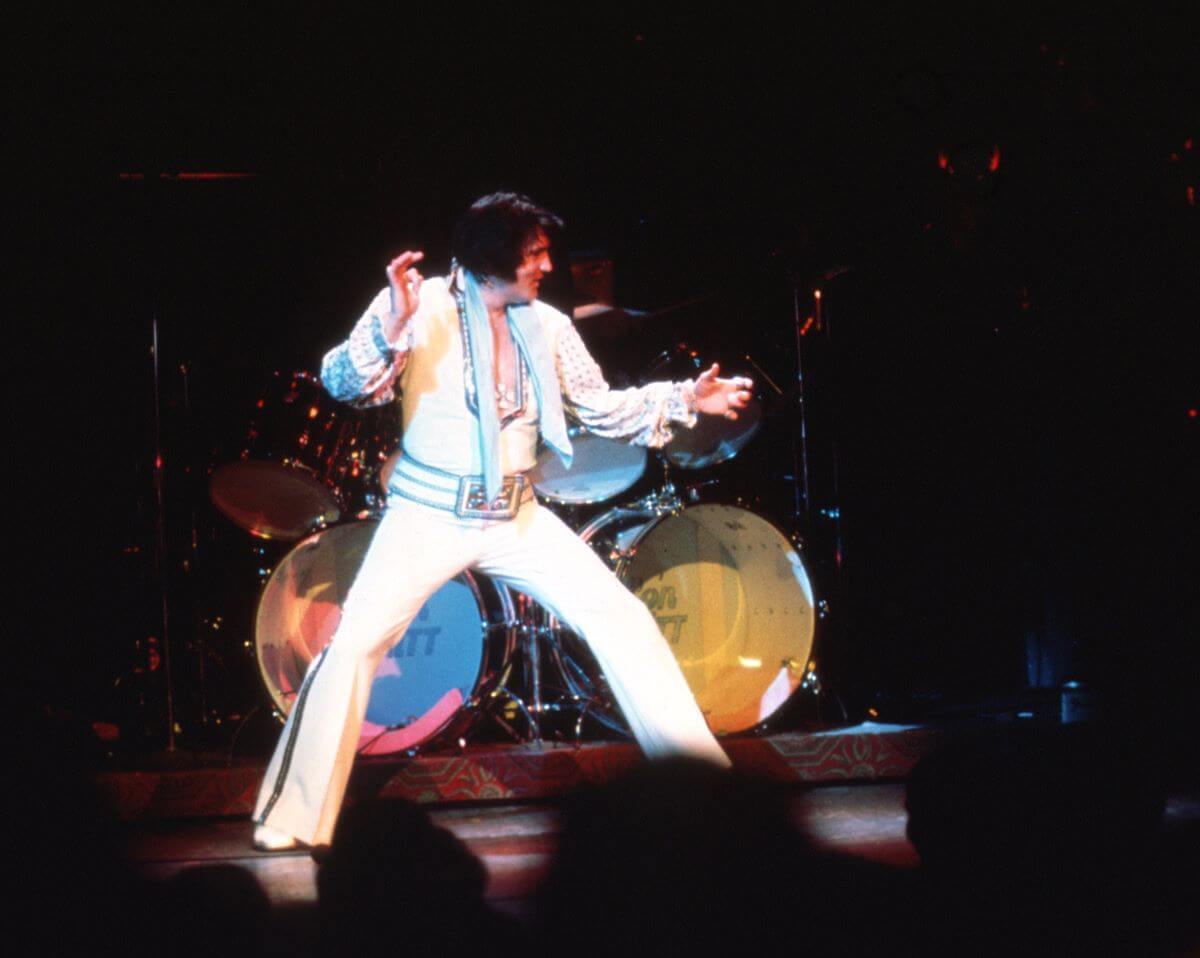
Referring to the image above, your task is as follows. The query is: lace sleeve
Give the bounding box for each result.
[555,320,696,446]
[319,287,413,408]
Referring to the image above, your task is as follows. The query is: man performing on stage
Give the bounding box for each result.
[252,192,753,851]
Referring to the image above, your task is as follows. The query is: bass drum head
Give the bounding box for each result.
[619,504,815,734]
[255,520,511,755]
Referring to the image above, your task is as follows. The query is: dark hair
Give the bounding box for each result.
[451,191,563,281]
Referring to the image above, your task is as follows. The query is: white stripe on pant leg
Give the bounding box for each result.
[255,646,331,825]
[252,501,482,845]
[252,638,384,844]
[476,502,731,768]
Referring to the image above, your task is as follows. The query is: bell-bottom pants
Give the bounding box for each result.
[252,497,730,845]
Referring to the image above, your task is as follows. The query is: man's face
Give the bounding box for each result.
[495,228,553,304]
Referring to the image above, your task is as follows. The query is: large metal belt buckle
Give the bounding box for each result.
[456,474,525,519]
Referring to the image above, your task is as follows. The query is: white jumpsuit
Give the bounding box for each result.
[253,276,730,845]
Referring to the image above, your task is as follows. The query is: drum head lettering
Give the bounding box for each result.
[622,505,815,734]
[365,579,483,729]
[255,521,490,754]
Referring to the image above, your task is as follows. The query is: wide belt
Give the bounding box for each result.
[388,452,531,520]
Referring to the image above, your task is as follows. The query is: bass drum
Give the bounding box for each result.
[255,520,517,755]
[579,503,815,734]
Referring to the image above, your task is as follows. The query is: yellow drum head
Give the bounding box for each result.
[622,505,815,734]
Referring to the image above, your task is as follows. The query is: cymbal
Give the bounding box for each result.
[571,292,718,324]
[572,303,648,322]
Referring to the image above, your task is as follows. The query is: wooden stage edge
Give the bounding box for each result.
[97,721,941,823]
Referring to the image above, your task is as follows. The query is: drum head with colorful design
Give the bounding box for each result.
[255,521,490,754]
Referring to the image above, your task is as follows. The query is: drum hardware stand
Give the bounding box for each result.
[150,314,180,753]
[223,703,265,765]
[485,684,538,744]
[741,354,785,397]
[527,631,631,743]
[179,358,227,742]
[790,278,814,529]
[129,171,240,757]
[798,660,822,694]
[792,620,852,724]
[783,272,852,726]
[629,478,684,517]
[483,648,542,744]
[542,626,631,742]
[499,598,632,747]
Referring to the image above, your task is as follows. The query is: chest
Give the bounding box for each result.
[490,317,519,393]
[404,295,545,421]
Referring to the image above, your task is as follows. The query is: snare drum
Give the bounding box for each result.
[579,503,815,734]
[209,371,398,540]
[255,520,517,755]
[531,428,647,505]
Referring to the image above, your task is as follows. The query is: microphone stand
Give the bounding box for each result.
[815,279,846,588]
[785,265,850,724]
[128,168,258,757]
[790,272,813,531]
[150,312,179,752]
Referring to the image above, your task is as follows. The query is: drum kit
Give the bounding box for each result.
[208,355,820,758]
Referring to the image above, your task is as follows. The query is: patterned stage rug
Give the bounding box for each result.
[96,722,941,822]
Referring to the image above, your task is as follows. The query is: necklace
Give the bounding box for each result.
[452,270,525,421]
[496,379,519,410]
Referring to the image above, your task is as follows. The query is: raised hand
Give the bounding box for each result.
[694,363,754,420]
[383,250,425,342]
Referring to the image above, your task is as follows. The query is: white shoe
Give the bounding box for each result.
[253,823,299,852]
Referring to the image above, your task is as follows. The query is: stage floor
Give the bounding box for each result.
[123,783,1200,922]
[126,782,918,915]
[106,714,1200,957]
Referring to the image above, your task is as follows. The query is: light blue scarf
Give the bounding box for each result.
[461,270,573,499]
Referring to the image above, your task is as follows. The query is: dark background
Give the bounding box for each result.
[16,4,1196,752]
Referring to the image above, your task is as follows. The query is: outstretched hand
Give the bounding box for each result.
[694,363,754,420]
[383,250,425,342]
